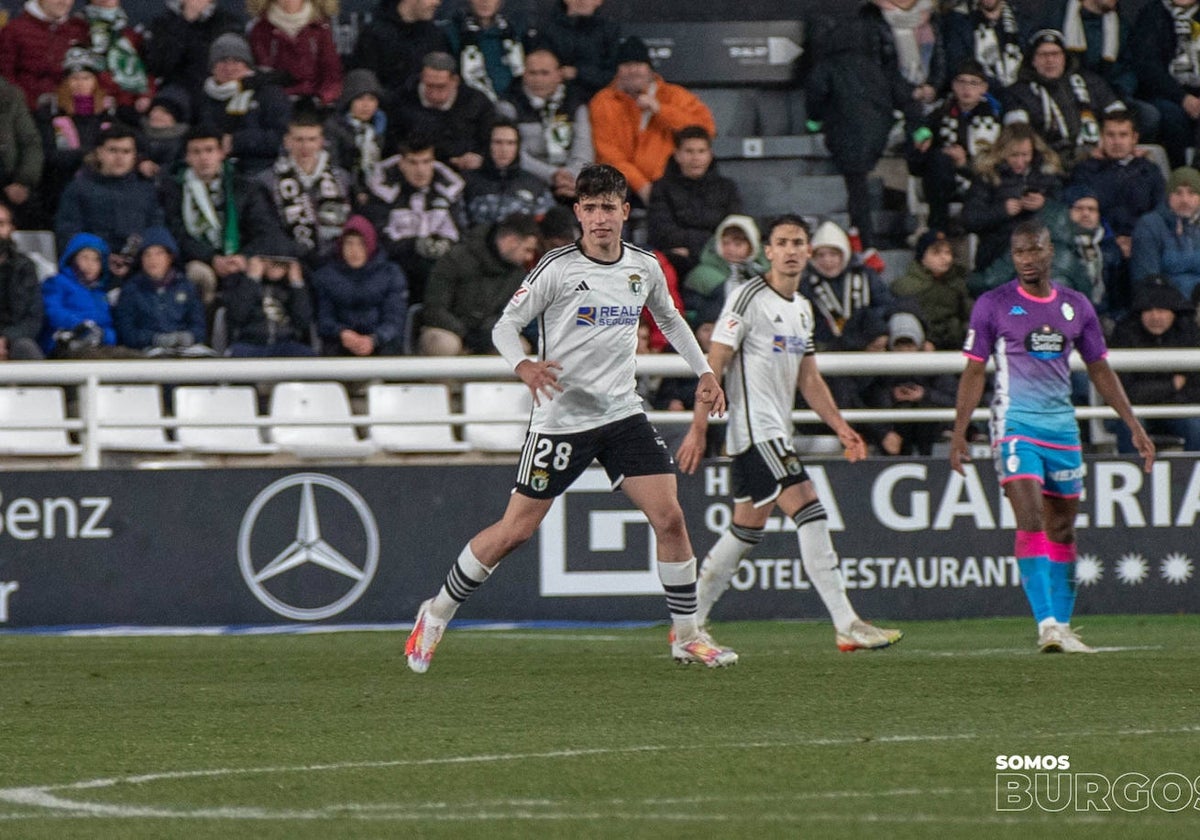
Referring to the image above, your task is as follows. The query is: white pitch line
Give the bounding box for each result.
[4,725,1200,821]
[918,645,1164,657]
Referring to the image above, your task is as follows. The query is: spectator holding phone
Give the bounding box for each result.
[962,122,1064,274]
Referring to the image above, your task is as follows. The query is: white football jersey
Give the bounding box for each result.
[712,276,815,454]
[494,241,710,434]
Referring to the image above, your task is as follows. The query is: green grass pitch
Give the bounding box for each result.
[2,615,1199,839]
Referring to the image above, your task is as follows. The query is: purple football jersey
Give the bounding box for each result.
[963,280,1106,444]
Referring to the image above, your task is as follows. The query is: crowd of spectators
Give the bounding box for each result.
[2,0,1200,451]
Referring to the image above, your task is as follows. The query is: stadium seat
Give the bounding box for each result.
[95,384,183,453]
[0,387,82,456]
[462,382,531,452]
[267,381,377,459]
[367,383,470,453]
[174,385,279,454]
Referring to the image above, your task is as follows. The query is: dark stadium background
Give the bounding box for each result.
[0,0,1144,31]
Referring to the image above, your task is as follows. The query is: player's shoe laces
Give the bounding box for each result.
[836,620,903,652]
[1037,624,1065,653]
[671,629,738,667]
[405,599,446,674]
[1058,625,1096,654]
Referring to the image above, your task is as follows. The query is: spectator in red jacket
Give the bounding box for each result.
[246,0,343,109]
[0,0,90,111]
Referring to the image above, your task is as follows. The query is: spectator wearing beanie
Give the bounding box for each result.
[194,32,292,175]
[891,229,973,350]
[142,0,244,118]
[1063,181,1124,325]
[1108,274,1200,452]
[136,90,192,179]
[907,57,1003,233]
[324,69,389,198]
[1131,166,1200,300]
[589,36,715,206]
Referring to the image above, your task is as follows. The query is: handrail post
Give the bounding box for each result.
[81,375,100,469]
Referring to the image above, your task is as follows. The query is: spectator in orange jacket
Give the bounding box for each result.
[588,36,715,206]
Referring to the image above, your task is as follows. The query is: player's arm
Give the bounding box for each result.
[797,354,867,462]
[647,263,725,416]
[950,358,987,474]
[677,341,733,475]
[493,271,563,405]
[1087,357,1155,472]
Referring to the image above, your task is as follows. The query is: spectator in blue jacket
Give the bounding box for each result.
[312,215,409,356]
[54,124,165,262]
[1068,109,1164,260]
[114,226,211,354]
[40,232,134,358]
[1130,166,1200,300]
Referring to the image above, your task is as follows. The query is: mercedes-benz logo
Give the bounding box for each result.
[238,473,380,621]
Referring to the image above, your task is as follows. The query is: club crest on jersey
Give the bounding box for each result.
[1061,301,1075,321]
[627,273,644,296]
[1025,325,1066,359]
[530,469,550,492]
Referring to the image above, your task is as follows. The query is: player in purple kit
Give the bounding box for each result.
[949,220,1154,654]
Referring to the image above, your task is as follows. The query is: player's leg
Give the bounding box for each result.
[1004,477,1059,651]
[696,501,766,625]
[779,481,901,651]
[1043,464,1093,653]
[694,446,784,625]
[622,472,737,667]
[406,493,553,673]
[407,427,592,674]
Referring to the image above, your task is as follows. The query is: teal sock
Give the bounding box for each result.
[1047,561,1076,624]
[1017,557,1053,623]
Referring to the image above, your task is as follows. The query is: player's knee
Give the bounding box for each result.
[648,506,688,541]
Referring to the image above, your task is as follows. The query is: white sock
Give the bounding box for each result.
[1040,617,1059,633]
[658,557,699,639]
[429,543,492,622]
[697,525,762,624]
[795,504,858,634]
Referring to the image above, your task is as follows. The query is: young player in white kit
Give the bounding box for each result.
[676,214,903,651]
[406,164,739,673]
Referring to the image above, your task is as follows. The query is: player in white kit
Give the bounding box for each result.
[406,164,739,673]
[677,214,903,651]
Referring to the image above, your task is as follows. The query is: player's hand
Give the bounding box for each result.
[1130,423,1156,473]
[676,427,706,475]
[838,426,867,462]
[517,359,564,406]
[949,432,970,474]
[695,372,725,417]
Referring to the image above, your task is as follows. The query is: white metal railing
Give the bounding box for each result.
[2,349,1199,468]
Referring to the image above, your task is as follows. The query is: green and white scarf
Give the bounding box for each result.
[84,4,149,95]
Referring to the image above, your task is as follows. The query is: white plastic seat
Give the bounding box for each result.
[462,382,531,452]
[174,385,279,454]
[367,383,470,453]
[95,384,182,453]
[268,381,377,458]
[0,387,82,455]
